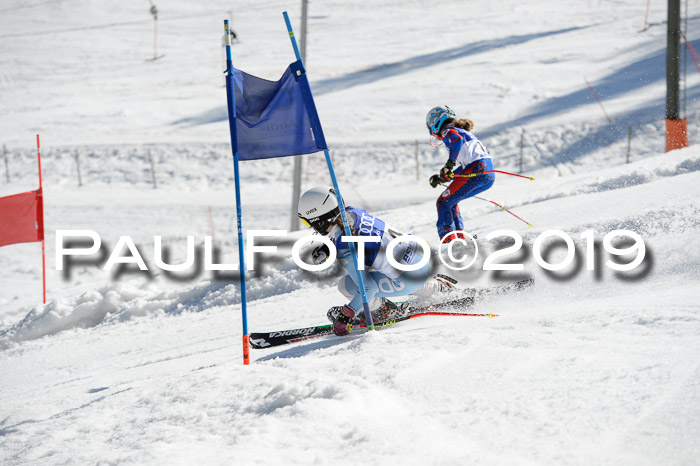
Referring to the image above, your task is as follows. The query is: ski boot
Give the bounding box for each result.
[327,298,410,325]
[332,305,355,336]
[441,231,477,244]
[358,298,411,325]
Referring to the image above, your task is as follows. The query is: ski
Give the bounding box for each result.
[472,277,534,298]
[248,309,494,350]
[248,278,533,350]
[248,325,334,349]
[397,277,533,310]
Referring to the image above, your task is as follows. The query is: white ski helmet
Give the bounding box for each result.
[426,105,455,136]
[298,186,342,234]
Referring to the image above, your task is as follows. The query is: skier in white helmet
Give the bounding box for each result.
[298,186,455,337]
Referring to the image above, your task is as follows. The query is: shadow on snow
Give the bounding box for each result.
[173,25,590,127]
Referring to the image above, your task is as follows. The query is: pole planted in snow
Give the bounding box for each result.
[224,19,251,364]
[283,11,376,330]
[290,156,302,231]
[290,0,308,232]
[151,4,159,60]
[300,0,308,62]
[147,149,157,189]
[208,206,216,250]
[519,130,525,173]
[36,135,46,304]
[3,144,9,183]
[627,125,632,163]
[415,140,420,181]
[666,0,689,151]
[74,149,83,187]
[643,0,651,31]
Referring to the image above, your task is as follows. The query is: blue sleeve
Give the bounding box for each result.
[332,210,362,278]
[443,128,464,163]
[332,207,383,298]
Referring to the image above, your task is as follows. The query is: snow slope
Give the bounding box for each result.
[1,0,700,464]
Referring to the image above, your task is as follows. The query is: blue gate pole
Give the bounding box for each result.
[282,12,375,330]
[223,20,250,364]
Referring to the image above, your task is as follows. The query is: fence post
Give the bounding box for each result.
[148,149,157,188]
[519,130,525,173]
[290,156,302,231]
[415,140,420,181]
[300,0,308,62]
[150,4,159,60]
[3,144,9,183]
[221,33,226,86]
[208,206,216,249]
[643,0,651,31]
[626,125,632,163]
[74,149,83,187]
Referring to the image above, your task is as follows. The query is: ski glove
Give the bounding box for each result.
[430,160,456,187]
[440,160,455,180]
[332,305,355,336]
[312,244,330,265]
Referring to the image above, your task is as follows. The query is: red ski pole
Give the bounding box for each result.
[433,176,533,226]
[453,170,534,181]
[409,311,498,319]
[474,195,532,227]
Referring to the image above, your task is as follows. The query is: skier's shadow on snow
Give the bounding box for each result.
[255,334,364,361]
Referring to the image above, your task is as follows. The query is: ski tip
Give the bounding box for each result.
[527,223,533,227]
[487,313,498,318]
[436,273,459,285]
[529,176,535,181]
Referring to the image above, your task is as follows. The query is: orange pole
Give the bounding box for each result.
[242,335,250,365]
[666,0,688,151]
[665,118,688,151]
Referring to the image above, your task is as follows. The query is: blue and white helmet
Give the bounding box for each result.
[426,106,455,136]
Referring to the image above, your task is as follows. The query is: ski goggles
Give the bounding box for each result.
[298,211,340,234]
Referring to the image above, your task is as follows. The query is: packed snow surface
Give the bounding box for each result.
[1,0,699,464]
